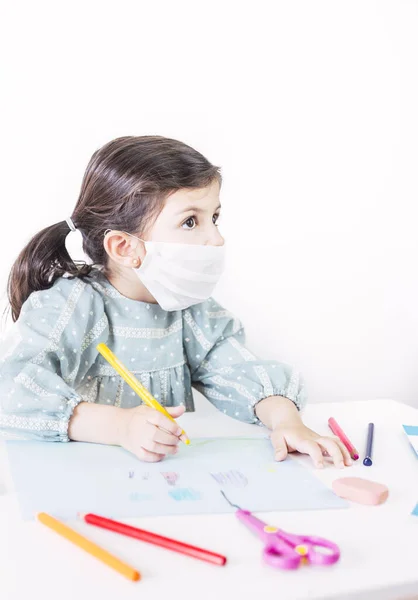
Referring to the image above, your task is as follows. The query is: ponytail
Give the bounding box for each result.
[5,135,222,322]
[7,221,93,322]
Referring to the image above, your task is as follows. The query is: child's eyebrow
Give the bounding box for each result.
[176,204,221,215]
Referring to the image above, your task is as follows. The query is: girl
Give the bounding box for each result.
[0,136,351,468]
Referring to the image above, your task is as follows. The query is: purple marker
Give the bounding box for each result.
[363,423,374,466]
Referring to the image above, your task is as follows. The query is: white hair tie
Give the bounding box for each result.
[64,217,93,266]
[65,217,77,232]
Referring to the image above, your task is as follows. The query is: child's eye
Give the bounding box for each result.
[213,213,220,226]
[182,216,196,230]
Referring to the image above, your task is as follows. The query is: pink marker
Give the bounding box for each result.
[328,417,359,460]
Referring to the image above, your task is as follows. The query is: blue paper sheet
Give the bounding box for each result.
[6,437,348,520]
[403,424,418,458]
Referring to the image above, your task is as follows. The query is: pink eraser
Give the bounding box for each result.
[332,477,389,505]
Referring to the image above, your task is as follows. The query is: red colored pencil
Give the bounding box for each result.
[79,513,227,566]
[328,417,359,460]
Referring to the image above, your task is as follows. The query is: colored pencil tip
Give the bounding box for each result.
[363,457,373,467]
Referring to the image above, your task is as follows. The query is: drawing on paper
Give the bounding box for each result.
[187,439,215,448]
[265,464,277,473]
[169,488,201,501]
[210,470,248,487]
[161,472,180,486]
[6,436,349,520]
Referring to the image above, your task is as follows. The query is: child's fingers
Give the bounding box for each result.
[316,437,346,468]
[270,431,288,461]
[146,411,183,437]
[158,426,188,445]
[166,406,186,418]
[320,437,352,464]
[152,426,181,447]
[333,438,353,466]
[142,435,179,456]
[298,439,324,468]
[137,447,165,463]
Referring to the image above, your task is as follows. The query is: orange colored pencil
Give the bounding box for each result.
[37,512,140,582]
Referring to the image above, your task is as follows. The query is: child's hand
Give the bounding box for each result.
[255,396,353,469]
[270,422,353,468]
[118,405,186,462]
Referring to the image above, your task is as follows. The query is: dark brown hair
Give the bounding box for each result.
[7,135,222,322]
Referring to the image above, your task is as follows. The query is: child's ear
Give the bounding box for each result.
[103,231,143,267]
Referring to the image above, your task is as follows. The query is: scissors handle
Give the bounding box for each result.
[279,530,340,566]
[301,535,340,566]
[235,510,300,570]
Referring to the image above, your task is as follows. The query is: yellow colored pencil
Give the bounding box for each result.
[37,512,141,581]
[96,343,190,445]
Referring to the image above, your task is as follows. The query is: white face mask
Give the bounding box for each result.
[130,237,225,311]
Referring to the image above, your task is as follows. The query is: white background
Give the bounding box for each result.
[1,0,418,407]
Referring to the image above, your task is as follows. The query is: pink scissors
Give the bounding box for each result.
[221,492,340,570]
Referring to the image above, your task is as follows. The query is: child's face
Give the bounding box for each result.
[145,179,224,246]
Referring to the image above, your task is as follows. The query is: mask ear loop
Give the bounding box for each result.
[104,229,146,243]
[121,230,146,244]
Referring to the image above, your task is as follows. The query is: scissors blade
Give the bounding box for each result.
[220,490,241,509]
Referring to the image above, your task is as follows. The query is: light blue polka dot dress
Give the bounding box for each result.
[0,269,306,441]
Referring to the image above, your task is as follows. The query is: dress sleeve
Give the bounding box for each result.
[0,277,109,441]
[182,299,307,424]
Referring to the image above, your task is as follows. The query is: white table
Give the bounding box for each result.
[0,397,417,600]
